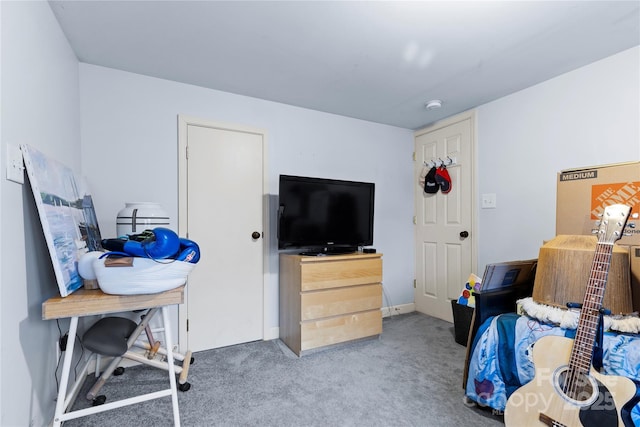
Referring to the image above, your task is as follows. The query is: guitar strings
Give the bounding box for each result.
[564,240,611,401]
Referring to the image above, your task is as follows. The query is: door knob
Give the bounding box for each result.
[252,231,261,240]
[460,231,469,238]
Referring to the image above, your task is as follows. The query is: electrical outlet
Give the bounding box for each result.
[6,144,25,184]
[481,193,497,209]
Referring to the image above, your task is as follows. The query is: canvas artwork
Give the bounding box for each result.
[21,144,103,297]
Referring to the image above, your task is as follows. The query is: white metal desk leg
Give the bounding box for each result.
[162,306,181,427]
[53,316,78,427]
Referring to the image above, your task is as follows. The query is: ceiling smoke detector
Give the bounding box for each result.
[425,100,443,110]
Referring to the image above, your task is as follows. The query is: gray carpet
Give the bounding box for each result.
[66,312,503,426]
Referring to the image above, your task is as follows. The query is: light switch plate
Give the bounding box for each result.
[6,144,25,184]
[481,193,496,209]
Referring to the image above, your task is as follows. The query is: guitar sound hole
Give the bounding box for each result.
[554,367,597,405]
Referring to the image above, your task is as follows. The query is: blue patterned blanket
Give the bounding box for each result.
[465,313,640,424]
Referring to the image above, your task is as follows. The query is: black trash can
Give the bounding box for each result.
[451,299,474,346]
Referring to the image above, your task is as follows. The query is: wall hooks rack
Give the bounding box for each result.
[424,156,456,168]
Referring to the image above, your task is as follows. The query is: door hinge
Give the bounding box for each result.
[412,152,416,161]
[185,145,189,160]
[186,319,189,332]
[413,279,416,289]
[413,216,417,224]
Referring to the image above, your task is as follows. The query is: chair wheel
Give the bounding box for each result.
[114,367,125,376]
[178,382,191,392]
[92,395,106,406]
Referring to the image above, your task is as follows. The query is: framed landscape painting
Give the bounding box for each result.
[21,144,100,297]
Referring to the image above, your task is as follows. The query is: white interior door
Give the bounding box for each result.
[178,116,266,352]
[414,113,475,322]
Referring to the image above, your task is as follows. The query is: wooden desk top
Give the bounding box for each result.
[42,286,185,320]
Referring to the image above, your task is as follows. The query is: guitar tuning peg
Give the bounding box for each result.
[591,229,599,234]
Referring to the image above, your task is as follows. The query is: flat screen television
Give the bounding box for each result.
[278,175,375,254]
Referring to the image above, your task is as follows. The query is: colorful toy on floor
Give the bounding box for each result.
[457,273,482,307]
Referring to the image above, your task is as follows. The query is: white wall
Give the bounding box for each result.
[1,1,81,426]
[476,46,640,273]
[78,65,416,336]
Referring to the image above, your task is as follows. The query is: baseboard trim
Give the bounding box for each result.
[382,303,415,318]
[265,326,279,341]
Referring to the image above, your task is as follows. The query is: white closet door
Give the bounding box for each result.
[414,114,475,322]
[179,117,266,351]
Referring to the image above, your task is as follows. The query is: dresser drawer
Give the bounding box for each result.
[301,310,382,351]
[301,284,382,321]
[300,258,382,291]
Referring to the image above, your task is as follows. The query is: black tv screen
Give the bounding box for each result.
[278,175,375,252]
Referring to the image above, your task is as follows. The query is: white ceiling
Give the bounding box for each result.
[49,1,640,130]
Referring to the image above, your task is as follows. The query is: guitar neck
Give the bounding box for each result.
[568,241,614,373]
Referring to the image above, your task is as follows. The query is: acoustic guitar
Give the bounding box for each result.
[504,203,638,427]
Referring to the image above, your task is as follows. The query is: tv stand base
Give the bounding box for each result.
[299,246,358,256]
[279,252,383,356]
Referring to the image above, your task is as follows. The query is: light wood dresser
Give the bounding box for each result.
[279,252,383,356]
